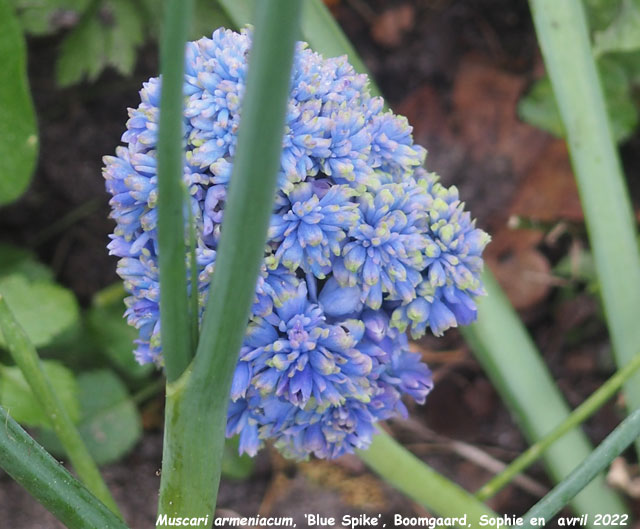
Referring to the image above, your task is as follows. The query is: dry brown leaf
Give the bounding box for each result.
[485,227,552,309]
[371,4,415,48]
[451,54,548,175]
[509,139,583,222]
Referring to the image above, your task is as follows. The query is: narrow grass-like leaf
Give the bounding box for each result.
[157,1,301,522]
[529,0,640,454]
[476,351,640,500]
[461,272,627,522]
[0,406,129,529]
[156,0,194,383]
[0,295,121,515]
[520,409,640,528]
[358,429,497,527]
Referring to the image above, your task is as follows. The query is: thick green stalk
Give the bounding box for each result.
[520,409,640,528]
[529,0,640,454]
[156,0,194,383]
[461,272,627,523]
[0,295,120,515]
[476,351,640,500]
[157,2,300,524]
[0,407,129,529]
[358,429,496,528]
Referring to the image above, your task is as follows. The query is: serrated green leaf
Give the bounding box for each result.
[0,0,38,205]
[0,275,79,348]
[0,360,80,427]
[10,0,91,36]
[104,0,145,75]
[134,0,164,35]
[86,284,153,379]
[594,0,640,56]
[0,243,53,282]
[38,369,142,465]
[56,5,107,86]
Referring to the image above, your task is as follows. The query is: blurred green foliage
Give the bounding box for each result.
[0,245,254,476]
[0,274,79,349]
[519,0,640,142]
[0,0,38,206]
[0,360,80,427]
[10,0,232,86]
[0,246,145,465]
[86,283,154,380]
[38,369,142,465]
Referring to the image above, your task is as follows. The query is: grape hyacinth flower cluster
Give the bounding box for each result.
[103,28,490,459]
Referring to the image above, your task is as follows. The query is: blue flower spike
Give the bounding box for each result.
[104,28,489,459]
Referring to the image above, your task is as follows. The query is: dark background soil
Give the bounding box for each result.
[1,0,639,528]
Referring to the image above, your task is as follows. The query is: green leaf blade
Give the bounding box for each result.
[0,407,130,529]
[0,274,80,349]
[0,0,38,205]
[593,0,640,56]
[0,243,54,281]
[86,285,153,380]
[56,5,106,86]
[105,0,145,75]
[39,370,142,466]
[0,360,80,427]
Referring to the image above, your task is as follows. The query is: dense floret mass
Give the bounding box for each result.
[103,28,489,459]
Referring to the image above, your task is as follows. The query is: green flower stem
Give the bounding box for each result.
[157,1,301,524]
[476,351,640,501]
[520,408,640,528]
[0,295,121,516]
[358,428,496,527]
[461,271,627,524]
[529,0,640,455]
[156,0,194,383]
[0,407,130,529]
